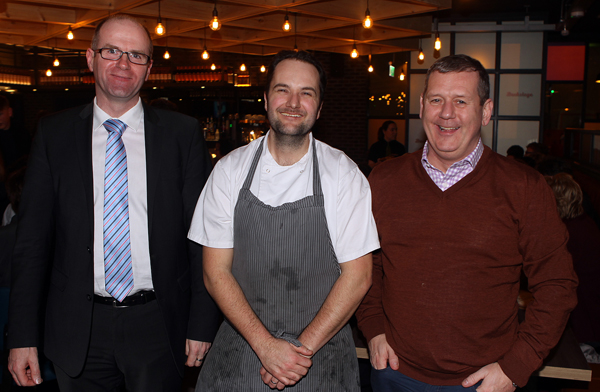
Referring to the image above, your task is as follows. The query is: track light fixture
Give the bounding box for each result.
[155,0,165,35]
[210,1,221,31]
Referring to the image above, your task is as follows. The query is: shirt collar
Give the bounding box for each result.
[421,138,484,170]
[93,97,144,133]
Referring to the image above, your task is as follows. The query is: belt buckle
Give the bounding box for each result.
[112,299,129,308]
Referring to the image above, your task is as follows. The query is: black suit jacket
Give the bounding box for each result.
[7,103,220,377]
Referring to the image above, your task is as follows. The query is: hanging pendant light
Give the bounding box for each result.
[155,0,165,35]
[363,0,372,29]
[211,63,216,71]
[418,39,425,62]
[202,28,210,60]
[434,32,441,51]
[210,1,221,31]
[283,11,291,32]
[52,48,60,67]
[368,54,373,72]
[46,68,52,77]
[350,28,359,58]
[67,26,74,40]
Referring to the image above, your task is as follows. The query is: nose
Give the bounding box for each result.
[116,53,131,69]
[287,93,300,109]
[439,100,455,120]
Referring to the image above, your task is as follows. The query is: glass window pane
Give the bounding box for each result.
[455,32,496,69]
[497,121,539,157]
[501,32,543,69]
[498,74,542,116]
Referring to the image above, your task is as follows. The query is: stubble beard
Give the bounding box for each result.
[269,113,314,150]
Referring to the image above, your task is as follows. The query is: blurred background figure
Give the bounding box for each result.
[368,120,406,169]
[546,173,600,363]
[506,145,524,160]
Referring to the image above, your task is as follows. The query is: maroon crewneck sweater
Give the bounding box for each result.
[357,146,578,387]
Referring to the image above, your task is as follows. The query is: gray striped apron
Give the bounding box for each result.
[196,139,360,391]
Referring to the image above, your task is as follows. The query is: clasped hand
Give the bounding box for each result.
[257,337,313,390]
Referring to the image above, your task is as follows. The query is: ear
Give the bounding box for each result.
[316,102,323,120]
[419,94,424,119]
[86,48,95,73]
[264,91,268,112]
[145,60,153,82]
[481,99,493,126]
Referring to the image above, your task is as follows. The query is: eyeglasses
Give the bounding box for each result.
[95,48,151,65]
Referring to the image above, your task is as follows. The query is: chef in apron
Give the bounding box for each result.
[188,50,380,391]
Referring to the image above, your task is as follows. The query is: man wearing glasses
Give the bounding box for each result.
[7,15,219,391]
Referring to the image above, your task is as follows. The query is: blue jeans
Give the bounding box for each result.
[371,366,482,392]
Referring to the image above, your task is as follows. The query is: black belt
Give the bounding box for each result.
[94,291,156,308]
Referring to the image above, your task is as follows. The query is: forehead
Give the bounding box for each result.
[97,19,150,53]
[271,59,319,89]
[426,70,479,96]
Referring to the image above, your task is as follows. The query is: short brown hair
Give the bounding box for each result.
[92,14,153,58]
[423,54,490,106]
[545,173,584,220]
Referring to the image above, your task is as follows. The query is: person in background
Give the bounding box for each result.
[189,50,379,391]
[506,145,524,160]
[7,14,219,391]
[368,121,406,169]
[357,54,577,392]
[545,173,600,361]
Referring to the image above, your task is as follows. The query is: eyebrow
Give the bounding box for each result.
[103,43,148,55]
[272,83,317,95]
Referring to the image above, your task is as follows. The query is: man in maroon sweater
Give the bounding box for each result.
[357,55,578,392]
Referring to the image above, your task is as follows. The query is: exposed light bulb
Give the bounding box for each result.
[418,50,424,61]
[210,7,221,31]
[164,50,170,59]
[363,11,372,29]
[283,15,291,32]
[202,47,210,60]
[399,72,405,81]
[67,27,74,40]
[155,21,165,35]
[260,65,266,73]
[240,63,246,72]
[434,36,441,51]
[46,69,52,77]
[368,64,374,73]
[211,63,216,71]
[351,48,359,58]
[53,57,60,67]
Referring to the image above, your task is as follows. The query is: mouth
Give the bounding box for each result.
[279,111,303,119]
[438,125,459,132]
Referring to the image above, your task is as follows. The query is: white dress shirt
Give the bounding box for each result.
[92,98,153,296]
[189,131,380,264]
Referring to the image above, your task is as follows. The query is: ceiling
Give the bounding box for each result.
[0,0,454,57]
[0,0,598,59]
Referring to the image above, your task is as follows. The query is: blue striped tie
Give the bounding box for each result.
[103,119,133,302]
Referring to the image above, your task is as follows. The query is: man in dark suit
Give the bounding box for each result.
[7,14,220,391]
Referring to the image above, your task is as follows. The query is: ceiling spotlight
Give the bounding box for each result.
[434,32,441,51]
[155,0,165,35]
[363,1,372,29]
[164,50,170,59]
[46,68,52,77]
[240,63,246,72]
[210,2,221,31]
[283,12,291,32]
[67,26,74,40]
[260,65,266,73]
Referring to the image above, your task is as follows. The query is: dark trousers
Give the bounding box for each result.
[371,366,481,392]
[54,299,181,392]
